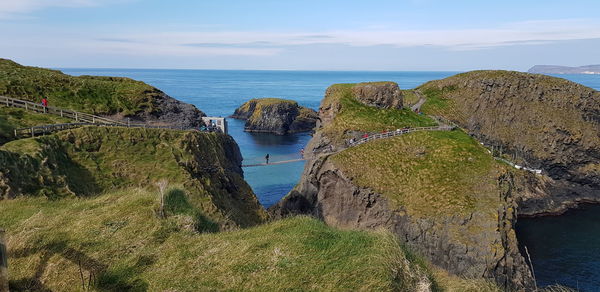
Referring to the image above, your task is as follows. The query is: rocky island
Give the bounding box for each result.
[272,73,600,290]
[231,98,318,135]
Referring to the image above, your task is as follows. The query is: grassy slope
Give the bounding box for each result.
[0,59,161,116]
[0,106,71,144]
[0,188,429,291]
[0,126,267,228]
[331,130,507,218]
[321,83,436,143]
[401,89,420,107]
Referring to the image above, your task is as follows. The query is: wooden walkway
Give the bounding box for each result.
[1,96,195,137]
[1,95,124,125]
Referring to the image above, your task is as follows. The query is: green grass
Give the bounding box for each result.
[0,59,163,116]
[0,188,432,291]
[331,130,508,217]
[321,83,436,143]
[0,126,267,228]
[401,89,420,107]
[0,106,71,144]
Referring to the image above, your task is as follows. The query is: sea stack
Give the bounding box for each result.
[231,98,318,135]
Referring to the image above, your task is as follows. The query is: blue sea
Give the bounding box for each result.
[60,68,600,290]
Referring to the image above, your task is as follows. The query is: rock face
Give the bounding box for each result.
[231,98,317,135]
[271,81,534,290]
[418,70,600,215]
[351,82,403,109]
[0,127,267,228]
[114,88,206,129]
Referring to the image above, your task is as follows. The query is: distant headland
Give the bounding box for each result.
[528,65,600,74]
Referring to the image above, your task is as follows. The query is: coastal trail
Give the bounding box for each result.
[1,95,200,137]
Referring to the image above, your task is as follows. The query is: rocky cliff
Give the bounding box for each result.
[271,81,533,290]
[231,98,317,135]
[0,127,267,228]
[0,59,205,129]
[418,70,600,215]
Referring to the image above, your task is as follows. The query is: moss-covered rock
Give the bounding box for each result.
[271,80,535,290]
[231,98,317,135]
[0,126,266,228]
[0,59,205,128]
[418,70,600,215]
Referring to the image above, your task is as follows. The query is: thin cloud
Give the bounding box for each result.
[102,18,600,52]
[0,0,126,18]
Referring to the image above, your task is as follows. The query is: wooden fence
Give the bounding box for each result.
[0,95,124,125]
[14,122,193,138]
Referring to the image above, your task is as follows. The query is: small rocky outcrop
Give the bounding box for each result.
[113,88,207,129]
[418,70,600,216]
[231,98,317,135]
[352,82,403,109]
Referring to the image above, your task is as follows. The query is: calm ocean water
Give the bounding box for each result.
[60,68,600,290]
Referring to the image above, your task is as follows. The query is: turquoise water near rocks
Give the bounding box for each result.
[60,68,600,289]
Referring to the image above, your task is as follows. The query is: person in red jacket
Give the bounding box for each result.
[41,97,48,113]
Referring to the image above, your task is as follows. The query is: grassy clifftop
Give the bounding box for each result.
[332,130,508,218]
[0,59,162,116]
[0,188,432,291]
[417,70,600,186]
[319,83,435,144]
[0,106,71,144]
[0,126,267,228]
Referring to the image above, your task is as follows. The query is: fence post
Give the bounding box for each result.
[0,228,8,292]
[75,112,78,122]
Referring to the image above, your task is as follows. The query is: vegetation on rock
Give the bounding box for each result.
[0,106,71,144]
[0,190,433,291]
[0,126,266,228]
[0,59,205,128]
[231,98,318,135]
[318,83,435,145]
[418,70,600,215]
[331,130,509,217]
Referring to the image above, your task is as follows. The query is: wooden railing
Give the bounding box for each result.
[13,122,194,138]
[0,95,125,125]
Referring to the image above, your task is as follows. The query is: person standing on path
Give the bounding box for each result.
[265,154,270,164]
[41,97,48,113]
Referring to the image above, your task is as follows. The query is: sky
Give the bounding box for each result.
[0,0,599,71]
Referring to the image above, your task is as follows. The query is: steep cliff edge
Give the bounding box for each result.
[231,98,317,135]
[0,59,205,128]
[271,81,534,290]
[0,127,266,228]
[418,70,600,215]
